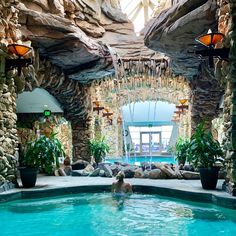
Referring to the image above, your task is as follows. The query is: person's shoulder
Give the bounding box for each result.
[125,182,132,187]
[125,182,132,189]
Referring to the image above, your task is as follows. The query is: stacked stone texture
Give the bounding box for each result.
[0,0,24,184]
[72,117,93,162]
[218,0,236,195]
[190,63,223,131]
[90,76,191,158]
[0,79,18,183]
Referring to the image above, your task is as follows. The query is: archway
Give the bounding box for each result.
[90,74,191,158]
[16,88,73,158]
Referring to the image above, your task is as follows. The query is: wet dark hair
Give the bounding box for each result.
[116,171,125,181]
[63,156,71,166]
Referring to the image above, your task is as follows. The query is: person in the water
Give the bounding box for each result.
[111,171,133,196]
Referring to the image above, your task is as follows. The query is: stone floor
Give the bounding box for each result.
[1,176,236,209]
[16,175,226,196]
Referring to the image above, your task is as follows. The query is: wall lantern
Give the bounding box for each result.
[117,116,122,125]
[102,107,113,118]
[93,99,104,115]
[195,29,229,68]
[103,107,113,125]
[5,43,32,75]
[176,99,188,112]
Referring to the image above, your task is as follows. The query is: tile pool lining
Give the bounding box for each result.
[1,184,236,209]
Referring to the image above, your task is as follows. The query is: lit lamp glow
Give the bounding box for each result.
[179,99,188,105]
[195,29,229,68]
[6,43,32,75]
[176,99,189,112]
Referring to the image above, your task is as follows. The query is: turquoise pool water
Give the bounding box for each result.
[1,193,236,236]
[106,155,175,164]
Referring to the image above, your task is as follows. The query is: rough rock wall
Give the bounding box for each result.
[144,0,223,131]
[17,0,127,83]
[0,79,18,182]
[31,59,93,160]
[218,0,236,195]
[144,0,218,79]
[90,74,191,157]
[0,0,26,184]
[190,63,223,130]
[72,117,94,162]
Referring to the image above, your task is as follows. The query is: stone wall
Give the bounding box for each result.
[218,0,236,195]
[190,63,223,131]
[89,74,191,158]
[72,117,93,162]
[0,0,32,184]
[0,78,18,182]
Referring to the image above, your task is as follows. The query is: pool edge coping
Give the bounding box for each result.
[1,184,236,209]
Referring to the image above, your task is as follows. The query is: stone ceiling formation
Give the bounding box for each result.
[14,0,170,124]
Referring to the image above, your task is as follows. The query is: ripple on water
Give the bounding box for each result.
[1,193,236,236]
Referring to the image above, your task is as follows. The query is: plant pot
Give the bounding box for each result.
[199,167,219,190]
[19,167,38,188]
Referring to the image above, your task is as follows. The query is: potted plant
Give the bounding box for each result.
[175,137,190,165]
[19,132,65,188]
[188,122,223,189]
[89,136,110,165]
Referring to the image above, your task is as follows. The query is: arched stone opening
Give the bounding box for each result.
[16,88,73,159]
[89,74,191,157]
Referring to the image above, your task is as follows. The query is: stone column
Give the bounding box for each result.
[220,0,236,195]
[190,63,223,132]
[0,77,18,183]
[71,117,93,162]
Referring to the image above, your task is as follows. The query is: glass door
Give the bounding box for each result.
[150,132,161,154]
[140,132,150,154]
[140,132,161,155]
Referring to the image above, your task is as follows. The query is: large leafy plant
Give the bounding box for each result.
[175,137,190,165]
[23,132,65,174]
[89,137,110,164]
[188,122,223,168]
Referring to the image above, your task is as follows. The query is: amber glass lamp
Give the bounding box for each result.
[179,99,188,105]
[176,99,189,111]
[5,43,32,75]
[195,32,224,48]
[195,30,229,68]
[8,44,32,57]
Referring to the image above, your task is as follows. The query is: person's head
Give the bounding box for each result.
[64,156,71,166]
[116,171,125,182]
